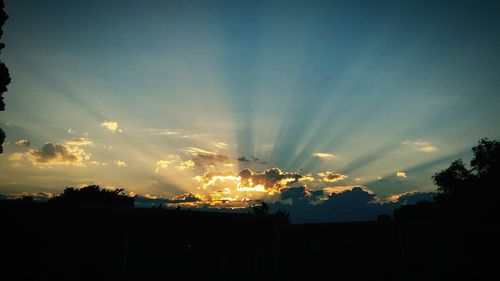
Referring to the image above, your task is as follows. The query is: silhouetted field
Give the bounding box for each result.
[1,199,497,281]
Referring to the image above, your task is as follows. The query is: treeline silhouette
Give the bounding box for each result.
[1,138,499,280]
[0,0,11,153]
[48,185,135,208]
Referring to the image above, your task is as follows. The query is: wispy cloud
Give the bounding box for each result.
[186,147,217,156]
[114,160,127,167]
[403,140,438,153]
[312,152,335,158]
[420,146,438,153]
[65,137,93,146]
[213,142,228,148]
[8,152,24,161]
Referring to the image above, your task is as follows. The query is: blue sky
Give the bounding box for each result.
[1,0,499,210]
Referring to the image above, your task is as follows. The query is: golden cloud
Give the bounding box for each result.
[100,121,122,133]
[154,155,181,173]
[177,159,195,170]
[9,152,24,161]
[396,171,407,178]
[15,139,30,146]
[318,171,348,183]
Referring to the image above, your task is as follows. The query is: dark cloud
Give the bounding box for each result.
[193,153,231,167]
[26,142,88,165]
[134,193,202,208]
[391,191,435,205]
[270,186,436,223]
[280,186,312,201]
[238,155,268,164]
[0,192,53,201]
[165,193,202,204]
[239,168,302,190]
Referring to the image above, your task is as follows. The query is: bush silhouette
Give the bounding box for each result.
[49,185,135,208]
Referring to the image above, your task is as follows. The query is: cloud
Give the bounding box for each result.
[323,185,373,195]
[270,186,385,223]
[185,147,233,168]
[318,171,348,183]
[403,140,438,153]
[100,121,122,133]
[155,160,172,173]
[177,159,195,170]
[0,192,54,201]
[420,146,438,153]
[280,186,312,202]
[299,173,315,182]
[65,137,93,146]
[26,143,90,166]
[214,142,227,148]
[164,193,203,204]
[15,139,30,146]
[186,147,217,156]
[155,155,181,173]
[160,130,180,136]
[9,152,24,161]
[237,155,268,164]
[238,168,302,190]
[114,160,127,167]
[133,193,203,208]
[387,190,435,204]
[312,152,335,158]
[396,171,407,178]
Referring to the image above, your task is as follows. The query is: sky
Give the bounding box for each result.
[1,0,499,221]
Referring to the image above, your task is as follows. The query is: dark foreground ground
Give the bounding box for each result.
[1,200,498,281]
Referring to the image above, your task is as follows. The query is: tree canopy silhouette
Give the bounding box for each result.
[396,138,500,221]
[0,0,11,153]
[49,185,135,208]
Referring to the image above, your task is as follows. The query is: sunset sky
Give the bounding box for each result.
[1,0,499,221]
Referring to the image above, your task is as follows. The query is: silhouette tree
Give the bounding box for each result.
[470,138,500,177]
[49,185,135,208]
[396,138,500,221]
[432,159,473,201]
[0,0,11,153]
